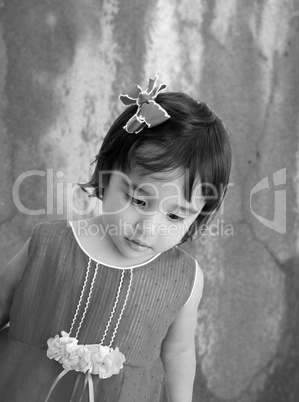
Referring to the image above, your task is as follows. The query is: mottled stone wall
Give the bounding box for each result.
[0,1,298,401]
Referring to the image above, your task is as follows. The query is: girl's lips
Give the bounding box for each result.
[124,237,150,251]
[130,237,149,247]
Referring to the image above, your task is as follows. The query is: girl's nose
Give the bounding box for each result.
[135,215,160,237]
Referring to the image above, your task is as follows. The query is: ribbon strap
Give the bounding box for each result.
[45,370,94,402]
[119,74,171,134]
[44,369,69,402]
[87,372,95,402]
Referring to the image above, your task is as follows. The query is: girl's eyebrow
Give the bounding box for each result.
[121,178,203,213]
[120,177,152,196]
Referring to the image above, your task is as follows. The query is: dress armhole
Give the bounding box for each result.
[0,222,45,307]
[0,238,30,328]
[183,260,204,307]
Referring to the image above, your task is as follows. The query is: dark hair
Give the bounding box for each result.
[80,92,232,242]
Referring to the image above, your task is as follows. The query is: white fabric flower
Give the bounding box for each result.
[47,332,125,379]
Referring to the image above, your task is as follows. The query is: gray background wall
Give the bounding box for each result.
[0,1,298,401]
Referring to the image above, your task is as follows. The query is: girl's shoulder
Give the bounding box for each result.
[159,246,202,293]
[153,245,199,284]
[28,219,71,255]
[30,219,70,239]
[163,245,198,267]
[30,219,70,235]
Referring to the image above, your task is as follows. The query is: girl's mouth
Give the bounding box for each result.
[124,237,150,251]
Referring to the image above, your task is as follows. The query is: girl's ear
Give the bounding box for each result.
[99,187,104,200]
[98,177,104,200]
[98,172,110,200]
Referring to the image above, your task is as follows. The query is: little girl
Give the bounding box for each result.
[0,76,231,402]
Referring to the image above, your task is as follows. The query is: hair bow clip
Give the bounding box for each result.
[119,74,171,134]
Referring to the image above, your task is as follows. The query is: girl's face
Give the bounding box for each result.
[101,169,205,264]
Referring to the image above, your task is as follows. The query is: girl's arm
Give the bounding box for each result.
[161,261,204,402]
[0,239,30,330]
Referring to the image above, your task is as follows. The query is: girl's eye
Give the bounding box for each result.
[168,213,184,222]
[128,194,146,207]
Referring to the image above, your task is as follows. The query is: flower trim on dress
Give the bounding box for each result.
[47,331,125,379]
[45,260,133,402]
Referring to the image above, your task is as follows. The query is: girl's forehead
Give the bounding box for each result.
[116,169,204,208]
[125,168,186,187]
[133,166,188,182]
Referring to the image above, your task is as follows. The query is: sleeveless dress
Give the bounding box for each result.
[0,220,197,402]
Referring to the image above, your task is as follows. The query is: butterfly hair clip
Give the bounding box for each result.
[119,74,171,134]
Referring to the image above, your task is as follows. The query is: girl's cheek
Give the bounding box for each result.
[115,196,133,212]
[120,205,139,222]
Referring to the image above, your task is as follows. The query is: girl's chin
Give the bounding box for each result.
[112,237,158,263]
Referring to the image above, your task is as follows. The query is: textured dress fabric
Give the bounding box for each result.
[0,220,197,402]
